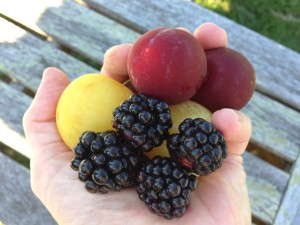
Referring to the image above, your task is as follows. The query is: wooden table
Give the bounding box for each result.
[0,1,299,224]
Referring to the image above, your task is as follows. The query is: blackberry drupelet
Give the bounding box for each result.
[70,130,140,193]
[167,118,228,176]
[135,156,198,219]
[112,93,172,152]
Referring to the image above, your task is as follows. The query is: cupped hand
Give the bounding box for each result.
[23,23,252,225]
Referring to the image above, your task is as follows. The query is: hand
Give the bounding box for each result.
[23,23,252,225]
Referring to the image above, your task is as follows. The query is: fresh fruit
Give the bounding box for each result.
[127,28,207,104]
[135,156,198,219]
[191,47,255,112]
[56,74,133,149]
[63,26,251,220]
[145,100,212,158]
[169,101,212,134]
[124,80,138,93]
[112,94,172,152]
[70,130,141,193]
[167,118,227,176]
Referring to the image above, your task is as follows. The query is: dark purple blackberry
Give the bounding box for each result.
[112,94,172,152]
[167,118,228,176]
[135,156,198,219]
[70,130,140,193]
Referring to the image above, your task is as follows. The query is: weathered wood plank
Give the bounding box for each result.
[0,0,140,63]
[292,209,300,225]
[0,1,51,37]
[0,152,57,225]
[0,81,31,158]
[242,92,300,162]
[0,18,97,93]
[84,0,300,111]
[273,154,300,225]
[243,151,289,224]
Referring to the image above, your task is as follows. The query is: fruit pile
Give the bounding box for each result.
[127,28,255,111]
[56,27,255,219]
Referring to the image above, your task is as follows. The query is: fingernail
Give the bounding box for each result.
[176,27,192,33]
[104,47,114,57]
[224,108,239,121]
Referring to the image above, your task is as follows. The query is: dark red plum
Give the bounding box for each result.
[192,48,255,112]
[127,28,207,104]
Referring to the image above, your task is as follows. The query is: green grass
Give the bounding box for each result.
[195,0,300,53]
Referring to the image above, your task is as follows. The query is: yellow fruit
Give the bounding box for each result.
[145,100,212,158]
[56,74,133,149]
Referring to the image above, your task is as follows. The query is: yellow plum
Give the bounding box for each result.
[145,100,212,158]
[56,74,133,149]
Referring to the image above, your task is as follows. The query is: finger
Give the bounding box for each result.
[211,108,252,156]
[101,43,132,83]
[23,67,70,145]
[193,22,228,50]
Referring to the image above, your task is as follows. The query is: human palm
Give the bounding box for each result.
[23,23,252,225]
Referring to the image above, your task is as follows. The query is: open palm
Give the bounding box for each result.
[23,23,252,225]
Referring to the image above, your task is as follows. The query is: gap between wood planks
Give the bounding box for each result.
[73,0,148,34]
[0,12,101,71]
[0,12,48,41]
[247,143,292,172]
[0,142,30,169]
[0,72,36,98]
[252,215,267,225]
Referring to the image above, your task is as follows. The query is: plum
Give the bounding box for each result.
[56,74,133,149]
[127,28,207,104]
[192,48,255,112]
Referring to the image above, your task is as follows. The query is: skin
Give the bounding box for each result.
[23,22,252,225]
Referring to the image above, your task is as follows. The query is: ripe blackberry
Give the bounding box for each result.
[112,93,172,152]
[135,156,198,219]
[167,118,228,176]
[70,130,140,193]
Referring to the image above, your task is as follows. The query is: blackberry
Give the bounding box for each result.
[135,156,198,219]
[70,130,140,193]
[112,94,172,152]
[167,118,228,176]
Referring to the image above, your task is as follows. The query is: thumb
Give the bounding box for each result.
[211,108,252,156]
[100,43,131,83]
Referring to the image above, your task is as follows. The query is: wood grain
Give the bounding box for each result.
[0,0,140,63]
[84,0,300,111]
[0,18,97,93]
[0,152,57,225]
[0,81,32,158]
[273,154,300,225]
[243,92,300,162]
[243,151,289,224]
